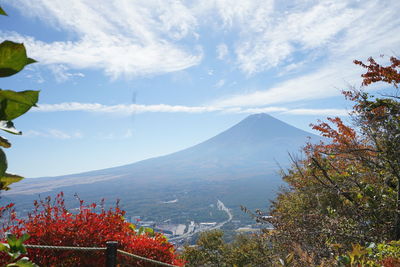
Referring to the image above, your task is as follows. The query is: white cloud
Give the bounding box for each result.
[49,64,84,82]
[4,0,398,106]
[213,0,364,75]
[35,102,222,114]
[123,129,133,139]
[232,106,288,114]
[33,102,347,116]
[24,65,46,83]
[4,0,202,78]
[212,0,400,107]
[4,0,398,81]
[216,43,229,60]
[24,129,83,139]
[214,59,359,107]
[96,129,134,140]
[195,0,399,79]
[214,79,225,88]
[283,108,349,116]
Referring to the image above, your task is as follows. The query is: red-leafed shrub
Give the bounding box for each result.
[0,202,16,236]
[1,193,184,266]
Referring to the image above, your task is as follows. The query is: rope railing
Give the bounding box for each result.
[24,242,180,267]
[117,249,179,267]
[25,244,106,251]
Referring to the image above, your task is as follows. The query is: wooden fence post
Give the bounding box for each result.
[105,241,118,267]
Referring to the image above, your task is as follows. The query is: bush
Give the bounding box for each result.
[183,230,274,266]
[1,193,184,266]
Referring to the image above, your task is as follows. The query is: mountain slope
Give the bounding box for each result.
[2,114,321,226]
[5,113,317,195]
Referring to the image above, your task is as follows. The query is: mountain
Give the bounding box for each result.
[1,114,320,227]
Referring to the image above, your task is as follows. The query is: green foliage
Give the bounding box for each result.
[0,173,23,191]
[0,234,38,267]
[0,90,39,122]
[0,5,40,192]
[184,230,227,266]
[0,6,7,16]
[248,56,400,265]
[183,230,274,266]
[137,226,156,236]
[338,241,400,266]
[0,41,36,77]
[278,253,294,267]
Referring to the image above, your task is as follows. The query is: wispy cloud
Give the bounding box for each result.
[49,64,84,82]
[5,0,398,80]
[4,0,398,106]
[24,129,83,139]
[34,102,347,116]
[283,108,349,116]
[216,43,229,60]
[35,102,222,114]
[205,0,395,75]
[210,0,400,106]
[4,0,202,78]
[214,60,358,107]
[95,129,134,140]
[214,79,225,88]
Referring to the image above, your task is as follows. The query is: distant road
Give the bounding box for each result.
[169,199,232,242]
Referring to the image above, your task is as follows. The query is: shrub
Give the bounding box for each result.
[1,193,184,266]
[183,230,274,266]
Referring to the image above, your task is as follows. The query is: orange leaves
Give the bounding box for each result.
[354,56,400,88]
[265,56,400,263]
[308,117,376,166]
[311,117,356,146]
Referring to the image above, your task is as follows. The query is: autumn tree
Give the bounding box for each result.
[257,56,400,264]
[183,230,274,266]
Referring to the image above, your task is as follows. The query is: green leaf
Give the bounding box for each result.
[0,90,39,121]
[7,234,17,247]
[26,58,36,65]
[144,227,155,236]
[0,148,7,177]
[138,226,144,235]
[0,242,9,252]
[7,250,21,260]
[0,121,21,135]
[9,261,38,267]
[0,136,11,148]
[285,253,294,264]
[0,173,23,191]
[337,255,351,265]
[0,6,7,16]
[8,258,39,267]
[20,234,30,243]
[0,41,36,77]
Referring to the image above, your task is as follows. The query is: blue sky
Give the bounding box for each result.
[0,0,399,178]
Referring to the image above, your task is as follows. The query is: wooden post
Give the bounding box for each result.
[105,241,118,267]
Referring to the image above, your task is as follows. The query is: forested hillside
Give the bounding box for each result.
[184,57,400,266]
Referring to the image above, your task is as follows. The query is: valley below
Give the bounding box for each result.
[1,114,319,244]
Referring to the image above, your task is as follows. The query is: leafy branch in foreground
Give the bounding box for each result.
[0,234,38,267]
[0,8,39,192]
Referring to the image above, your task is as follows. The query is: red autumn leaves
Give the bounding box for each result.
[1,193,184,266]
